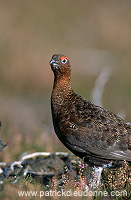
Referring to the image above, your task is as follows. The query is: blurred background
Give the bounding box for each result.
[0,0,131,162]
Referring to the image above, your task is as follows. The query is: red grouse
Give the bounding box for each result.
[50,54,131,168]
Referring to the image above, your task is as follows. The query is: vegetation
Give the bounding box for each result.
[0,1,131,199]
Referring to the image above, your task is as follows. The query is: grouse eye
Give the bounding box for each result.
[61,57,68,64]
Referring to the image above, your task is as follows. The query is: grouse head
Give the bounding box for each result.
[50,54,71,80]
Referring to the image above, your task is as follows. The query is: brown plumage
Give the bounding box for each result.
[50,54,131,167]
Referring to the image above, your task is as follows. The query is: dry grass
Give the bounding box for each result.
[0,161,130,200]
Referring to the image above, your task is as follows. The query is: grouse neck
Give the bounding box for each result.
[53,75,72,91]
[52,75,74,105]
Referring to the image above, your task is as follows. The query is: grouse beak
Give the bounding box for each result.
[50,59,59,70]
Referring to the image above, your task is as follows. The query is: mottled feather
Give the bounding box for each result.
[50,54,131,167]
